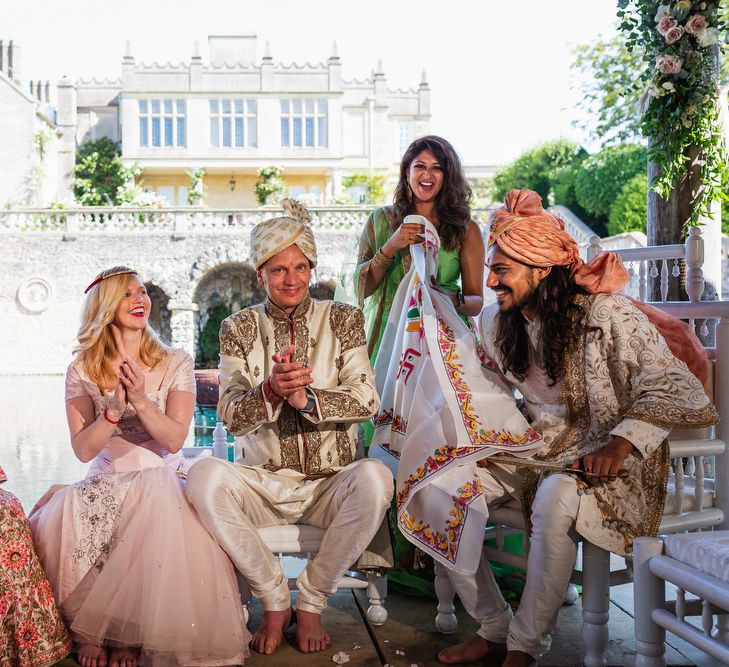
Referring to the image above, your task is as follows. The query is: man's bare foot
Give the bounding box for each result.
[77,644,108,667]
[294,609,331,653]
[108,646,140,667]
[502,650,538,667]
[251,608,292,655]
[437,635,507,664]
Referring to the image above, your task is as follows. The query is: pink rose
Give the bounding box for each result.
[665,26,685,44]
[657,15,678,35]
[685,14,708,34]
[655,54,683,74]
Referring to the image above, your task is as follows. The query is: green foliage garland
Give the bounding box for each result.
[618,0,727,225]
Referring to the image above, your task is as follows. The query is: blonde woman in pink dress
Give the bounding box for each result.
[29,266,250,667]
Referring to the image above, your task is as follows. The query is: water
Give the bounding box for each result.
[0,376,233,513]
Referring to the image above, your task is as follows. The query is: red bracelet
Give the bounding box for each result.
[103,408,121,425]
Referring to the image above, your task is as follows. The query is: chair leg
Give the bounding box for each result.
[581,541,610,667]
[633,537,667,667]
[717,613,729,645]
[434,561,458,634]
[564,583,579,605]
[365,571,388,625]
[236,570,252,626]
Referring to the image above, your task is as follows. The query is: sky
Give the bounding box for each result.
[4,0,620,165]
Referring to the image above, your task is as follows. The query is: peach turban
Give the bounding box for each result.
[489,189,709,390]
[489,189,629,294]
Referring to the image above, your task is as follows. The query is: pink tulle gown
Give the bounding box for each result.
[29,350,250,666]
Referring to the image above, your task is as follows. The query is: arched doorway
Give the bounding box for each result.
[146,283,171,343]
[193,264,266,369]
[310,279,335,300]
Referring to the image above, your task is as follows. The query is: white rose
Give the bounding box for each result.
[662,81,676,93]
[697,27,718,47]
[654,3,672,22]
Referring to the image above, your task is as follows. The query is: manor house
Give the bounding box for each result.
[2,34,431,207]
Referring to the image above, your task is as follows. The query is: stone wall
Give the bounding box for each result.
[0,226,354,374]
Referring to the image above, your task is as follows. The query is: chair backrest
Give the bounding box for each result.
[587,227,705,303]
[591,226,729,531]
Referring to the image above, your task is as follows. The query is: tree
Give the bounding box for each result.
[255,166,285,206]
[570,35,647,144]
[74,138,139,206]
[492,140,587,203]
[608,173,648,236]
[342,172,387,204]
[197,302,232,369]
[574,144,647,220]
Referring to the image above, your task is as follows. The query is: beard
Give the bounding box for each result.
[495,272,537,313]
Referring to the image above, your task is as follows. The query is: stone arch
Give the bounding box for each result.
[187,244,252,303]
[310,279,335,300]
[135,267,180,307]
[192,262,266,368]
[145,283,172,343]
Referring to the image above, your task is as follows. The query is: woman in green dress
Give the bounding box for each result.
[353,135,485,595]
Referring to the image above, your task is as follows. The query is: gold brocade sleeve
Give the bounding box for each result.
[303,304,379,424]
[593,295,718,436]
[218,313,281,436]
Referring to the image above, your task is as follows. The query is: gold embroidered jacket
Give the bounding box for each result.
[218,297,379,474]
[480,294,718,556]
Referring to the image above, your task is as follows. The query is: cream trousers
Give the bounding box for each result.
[186,457,392,614]
[445,465,581,659]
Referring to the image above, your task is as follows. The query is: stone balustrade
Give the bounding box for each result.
[0,204,593,250]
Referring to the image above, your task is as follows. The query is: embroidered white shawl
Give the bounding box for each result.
[369,217,543,574]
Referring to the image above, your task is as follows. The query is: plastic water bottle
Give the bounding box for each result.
[212,422,228,460]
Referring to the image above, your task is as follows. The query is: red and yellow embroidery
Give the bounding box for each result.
[399,478,484,563]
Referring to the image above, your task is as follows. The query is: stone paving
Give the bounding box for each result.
[54,584,716,667]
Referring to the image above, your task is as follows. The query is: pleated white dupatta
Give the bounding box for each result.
[369,216,543,574]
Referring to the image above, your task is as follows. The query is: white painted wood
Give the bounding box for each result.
[634,537,667,667]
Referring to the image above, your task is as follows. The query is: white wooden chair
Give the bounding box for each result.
[433,227,729,666]
[634,531,729,666]
[184,422,389,625]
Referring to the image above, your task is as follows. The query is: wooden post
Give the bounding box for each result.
[646,148,702,302]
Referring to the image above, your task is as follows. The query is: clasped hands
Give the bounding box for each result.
[106,357,146,421]
[266,344,313,410]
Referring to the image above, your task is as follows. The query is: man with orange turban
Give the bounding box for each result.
[438,190,717,667]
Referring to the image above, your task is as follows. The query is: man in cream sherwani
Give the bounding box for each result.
[187,199,393,656]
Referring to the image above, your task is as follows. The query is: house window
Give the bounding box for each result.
[209,99,258,148]
[280,99,327,148]
[398,121,412,157]
[138,99,186,148]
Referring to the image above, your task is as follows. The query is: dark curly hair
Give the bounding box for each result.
[392,135,472,251]
[494,266,588,386]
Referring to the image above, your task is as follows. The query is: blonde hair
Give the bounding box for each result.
[74,266,168,391]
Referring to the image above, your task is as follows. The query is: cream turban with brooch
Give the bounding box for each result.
[249,199,318,270]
